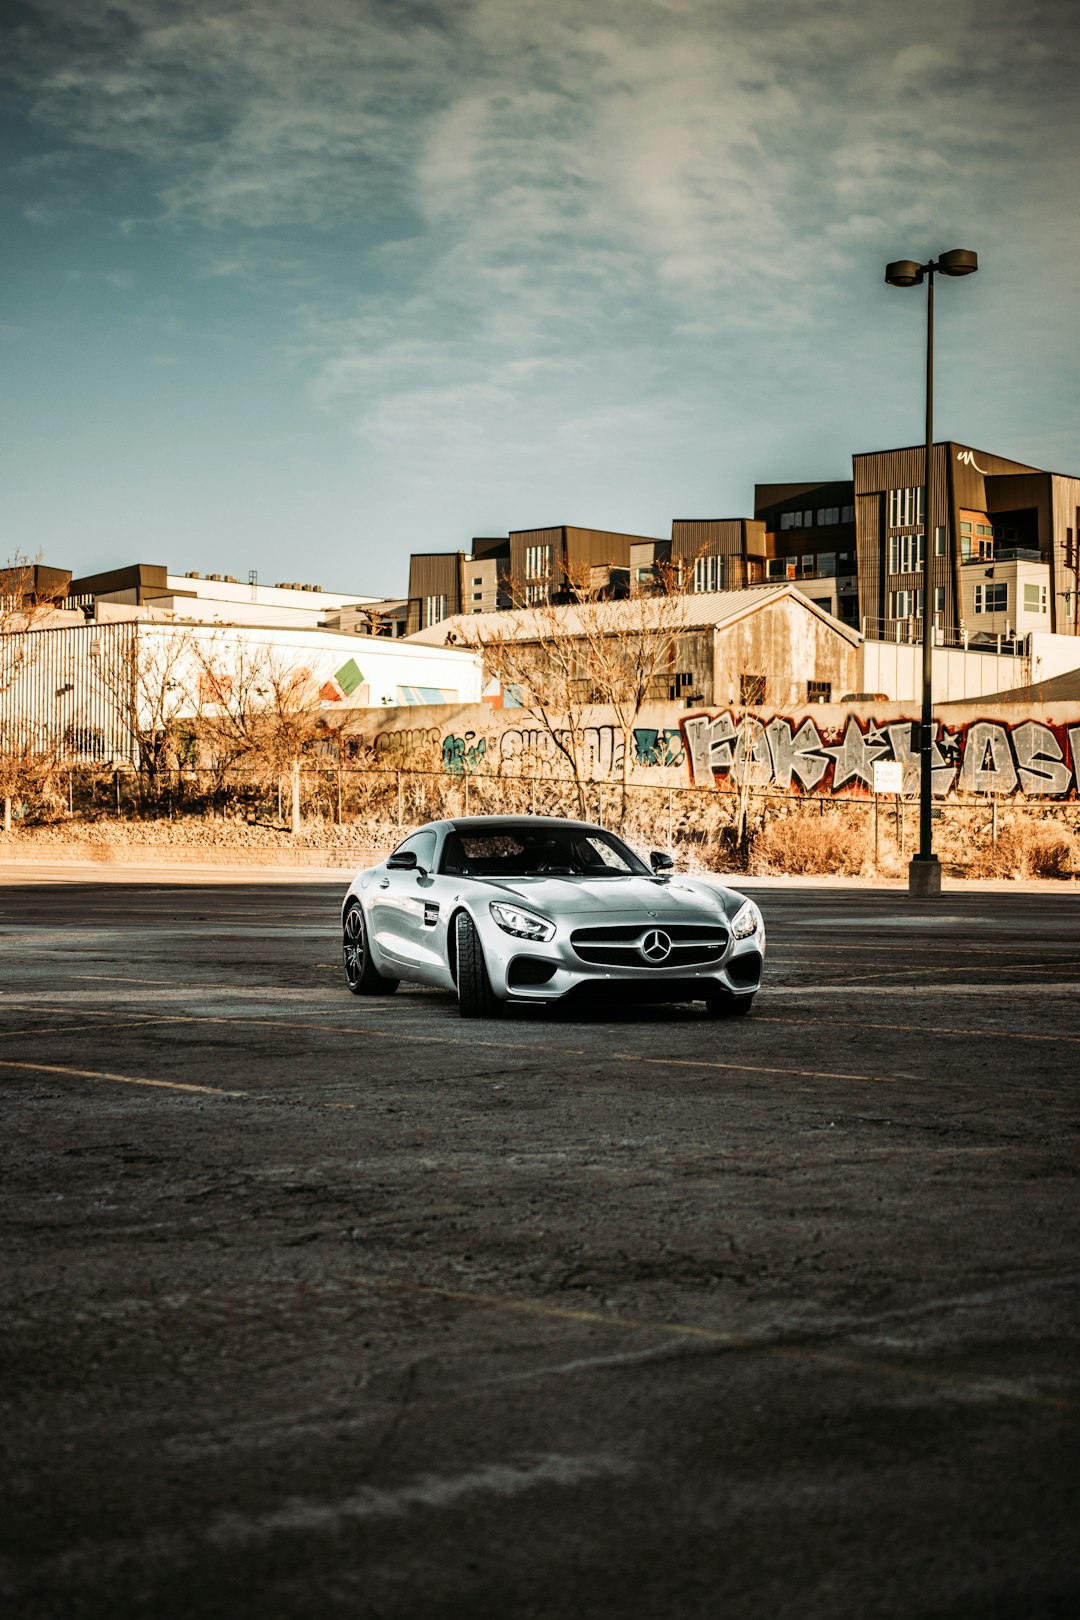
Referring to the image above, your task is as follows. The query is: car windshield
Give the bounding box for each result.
[439,826,651,879]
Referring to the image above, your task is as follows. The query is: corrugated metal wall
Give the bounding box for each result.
[407,554,463,618]
[855,494,882,625]
[508,527,563,596]
[0,621,137,762]
[671,520,750,587]
[1050,475,1080,635]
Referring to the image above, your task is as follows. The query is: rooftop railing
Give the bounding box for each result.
[862,617,1030,655]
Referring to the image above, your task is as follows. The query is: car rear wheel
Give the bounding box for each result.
[705,989,754,1017]
[343,903,399,996]
[456,912,502,1018]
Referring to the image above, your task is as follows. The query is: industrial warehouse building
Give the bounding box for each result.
[0,619,482,765]
[407,582,1049,710]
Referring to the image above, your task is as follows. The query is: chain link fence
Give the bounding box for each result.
[15,762,1075,879]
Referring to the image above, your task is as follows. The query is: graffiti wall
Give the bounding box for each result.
[681,710,1080,799]
[337,702,1080,800]
[341,706,686,779]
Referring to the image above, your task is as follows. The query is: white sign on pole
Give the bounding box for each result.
[873,760,903,794]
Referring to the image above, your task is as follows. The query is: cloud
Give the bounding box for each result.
[5,0,1079,491]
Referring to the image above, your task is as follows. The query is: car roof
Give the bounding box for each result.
[445,815,604,834]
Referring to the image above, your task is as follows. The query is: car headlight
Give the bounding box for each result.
[730,899,763,941]
[489,902,555,942]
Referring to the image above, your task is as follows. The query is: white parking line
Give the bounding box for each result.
[0,1059,245,1097]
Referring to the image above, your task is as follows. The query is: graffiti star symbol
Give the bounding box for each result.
[822,717,890,791]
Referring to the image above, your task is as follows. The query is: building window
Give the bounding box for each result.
[934,526,946,555]
[524,544,553,583]
[817,552,836,576]
[807,680,831,704]
[780,510,814,531]
[889,589,923,619]
[472,576,483,586]
[887,533,924,575]
[974,583,1008,613]
[1023,583,1048,614]
[800,554,814,577]
[841,504,855,524]
[739,672,766,706]
[934,587,946,616]
[887,487,924,528]
[767,558,795,579]
[816,507,839,526]
[693,555,723,593]
[472,592,483,602]
[423,594,448,628]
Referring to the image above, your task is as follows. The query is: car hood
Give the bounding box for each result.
[483,873,737,920]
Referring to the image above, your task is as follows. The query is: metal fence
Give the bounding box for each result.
[17,763,1073,881]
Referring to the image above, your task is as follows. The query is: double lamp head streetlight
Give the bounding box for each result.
[884,247,977,898]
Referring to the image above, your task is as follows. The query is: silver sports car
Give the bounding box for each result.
[341,815,765,1018]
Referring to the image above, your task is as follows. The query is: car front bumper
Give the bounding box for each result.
[478,914,765,1004]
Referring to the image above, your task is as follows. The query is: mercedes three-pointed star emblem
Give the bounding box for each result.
[640,928,672,963]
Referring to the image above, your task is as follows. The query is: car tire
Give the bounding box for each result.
[342,903,399,996]
[456,911,502,1018]
[705,989,754,1017]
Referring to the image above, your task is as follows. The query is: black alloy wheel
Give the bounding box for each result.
[342,903,399,996]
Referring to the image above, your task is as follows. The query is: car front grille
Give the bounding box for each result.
[570,922,728,969]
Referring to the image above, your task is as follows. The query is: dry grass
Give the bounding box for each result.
[746,808,872,876]
[978,818,1077,879]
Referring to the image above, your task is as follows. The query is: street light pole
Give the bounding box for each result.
[884,248,977,898]
[919,262,935,877]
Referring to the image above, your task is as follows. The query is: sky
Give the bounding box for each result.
[2,0,1079,599]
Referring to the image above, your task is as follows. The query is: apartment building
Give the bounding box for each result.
[407,526,669,629]
[666,492,858,626]
[852,441,1080,641]
[407,539,511,633]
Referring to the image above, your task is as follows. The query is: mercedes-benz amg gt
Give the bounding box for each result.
[341,816,765,1018]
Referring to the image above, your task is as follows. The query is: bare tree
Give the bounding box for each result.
[0,554,64,829]
[90,624,199,804]
[557,559,692,819]
[193,635,323,829]
[472,597,596,817]
[471,559,694,822]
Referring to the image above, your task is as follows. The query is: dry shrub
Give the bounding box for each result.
[984,819,1077,879]
[748,808,870,876]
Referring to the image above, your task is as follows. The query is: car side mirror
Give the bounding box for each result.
[650,850,674,872]
[386,850,420,872]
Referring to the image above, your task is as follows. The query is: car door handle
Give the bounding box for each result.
[379,879,390,889]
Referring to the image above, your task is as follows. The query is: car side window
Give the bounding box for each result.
[392,830,437,870]
[440,832,466,875]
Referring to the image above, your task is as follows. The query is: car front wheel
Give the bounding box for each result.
[455,912,502,1018]
[342,903,399,996]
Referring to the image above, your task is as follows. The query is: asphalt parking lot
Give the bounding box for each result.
[2,871,1079,1620]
